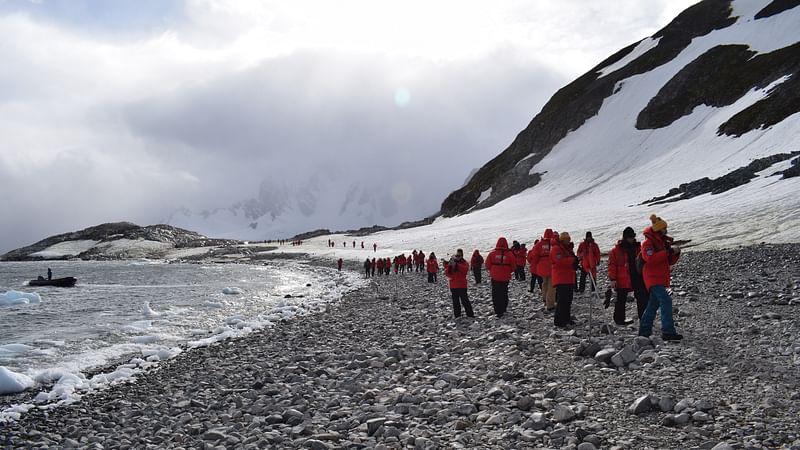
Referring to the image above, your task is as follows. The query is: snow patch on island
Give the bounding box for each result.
[29,240,99,258]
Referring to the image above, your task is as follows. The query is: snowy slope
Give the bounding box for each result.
[281,0,800,260]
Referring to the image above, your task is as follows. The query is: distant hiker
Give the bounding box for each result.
[552,232,579,328]
[361,241,364,249]
[398,254,407,273]
[511,241,527,281]
[470,250,484,284]
[353,240,356,248]
[485,237,516,318]
[47,268,52,281]
[426,253,439,283]
[446,249,474,318]
[608,226,647,324]
[639,215,683,341]
[527,240,543,293]
[364,258,371,277]
[376,257,385,275]
[343,241,347,247]
[416,251,426,272]
[385,258,391,276]
[406,255,413,272]
[337,258,343,271]
[371,258,376,276]
[373,243,377,252]
[577,232,601,293]
[530,229,556,311]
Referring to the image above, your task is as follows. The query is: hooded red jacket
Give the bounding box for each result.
[485,237,517,281]
[513,247,527,269]
[641,227,679,290]
[470,251,484,267]
[445,258,470,289]
[577,239,601,272]
[550,238,577,286]
[426,257,439,273]
[529,229,554,276]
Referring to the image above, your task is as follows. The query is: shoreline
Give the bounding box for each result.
[2,244,799,449]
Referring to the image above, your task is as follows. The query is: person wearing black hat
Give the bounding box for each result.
[607,226,648,324]
[576,231,601,293]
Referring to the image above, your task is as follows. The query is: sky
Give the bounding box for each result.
[0,0,699,253]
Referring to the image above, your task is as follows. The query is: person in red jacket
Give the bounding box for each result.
[416,251,426,272]
[530,229,556,311]
[551,232,578,327]
[376,257,385,276]
[385,258,391,276]
[337,258,343,271]
[445,249,474,318]
[398,254,407,273]
[406,254,413,273]
[512,242,527,281]
[527,240,543,293]
[470,250,484,284]
[608,227,648,324]
[639,214,682,341]
[370,258,376,276]
[577,231,601,293]
[485,237,517,318]
[426,253,439,283]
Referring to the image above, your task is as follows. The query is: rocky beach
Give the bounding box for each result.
[2,243,799,449]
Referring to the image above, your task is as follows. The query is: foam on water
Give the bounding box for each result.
[0,259,366,422]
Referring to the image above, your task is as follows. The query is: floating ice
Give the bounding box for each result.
[0,366,35,395]
[0,290,42,306]
[142,301,162,317]
[132,336,158,344]
[0,344,36,354]
[222,287,242,295]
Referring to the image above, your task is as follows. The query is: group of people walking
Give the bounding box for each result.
[350,214,682,340]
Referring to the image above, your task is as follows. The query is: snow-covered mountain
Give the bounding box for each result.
[299,0,800,256]
[166,168,429,241]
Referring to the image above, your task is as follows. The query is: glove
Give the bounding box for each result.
[604,288,612,309]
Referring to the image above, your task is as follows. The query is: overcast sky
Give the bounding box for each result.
[0,0,699,253]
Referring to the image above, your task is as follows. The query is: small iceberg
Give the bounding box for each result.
[0,291,42,306]
[0,366,35,395]
[222,287,242,295]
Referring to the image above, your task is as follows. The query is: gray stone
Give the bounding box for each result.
[367,418,386,437]
[674,413,691,425]
[552,404,576,422]
[694,399,714,411]
[674,399,692,413]
[577,443,598,450]
[457,404,477,415]
[692,411,710,422]
[304,439,332,450]
[611,346,638,367]
[594,348,616,363]
[659,396,677,412]
[517,395,535,411]
[629,395,652,415]
[414,437,436,450]
[710,443,735,450]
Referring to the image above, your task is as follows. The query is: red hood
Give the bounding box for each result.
[472,250,481,256]
[495,237,509,250]
[543,228,553,239]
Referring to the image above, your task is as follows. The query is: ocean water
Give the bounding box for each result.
[0,259,362,392]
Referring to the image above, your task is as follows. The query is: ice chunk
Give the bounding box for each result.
[0,367,35,395]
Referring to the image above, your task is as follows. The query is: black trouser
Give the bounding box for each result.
[491,280,509,317]
[371,267,375,276]
[451,288,474,318]
[578,270,596,292]
[365,268,370,277]
[473,267,482,284]
[554,284,574,327]
[614,287,649,322]
[530,274,541,292]
[427,272,436,283]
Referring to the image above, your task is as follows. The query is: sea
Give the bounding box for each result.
[0,259,364,417]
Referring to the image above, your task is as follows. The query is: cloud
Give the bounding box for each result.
[0,1,699,252]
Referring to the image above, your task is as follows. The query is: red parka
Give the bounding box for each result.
[376,258,385,269]
[470,250,484,268]
[445,259,470,289]
[551,238,578,286]
[426,257,439,274]
[529,229,554,276]
[641,227,679,290]
[513,247,527,271]
[608,240,636,289]
[577,239,601,272]
[485,237,517,281]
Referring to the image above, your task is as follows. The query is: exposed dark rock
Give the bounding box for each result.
[641,151,800,205]
[439,0,737,217]
[718,68,800,137]
[291,229,332,241]
[755,0,800,19]
[778,156,800,178]
[1,222,238,261]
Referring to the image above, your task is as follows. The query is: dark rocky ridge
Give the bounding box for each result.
[439,0,800,218]
[0,222,238,261]
[755,0,800,19]
[637,43,800,132]
[440,0,738,217]
[641,151,800,205]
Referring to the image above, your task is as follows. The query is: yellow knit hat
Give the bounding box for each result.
[559,231,571,243]
[650,214,668,232]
